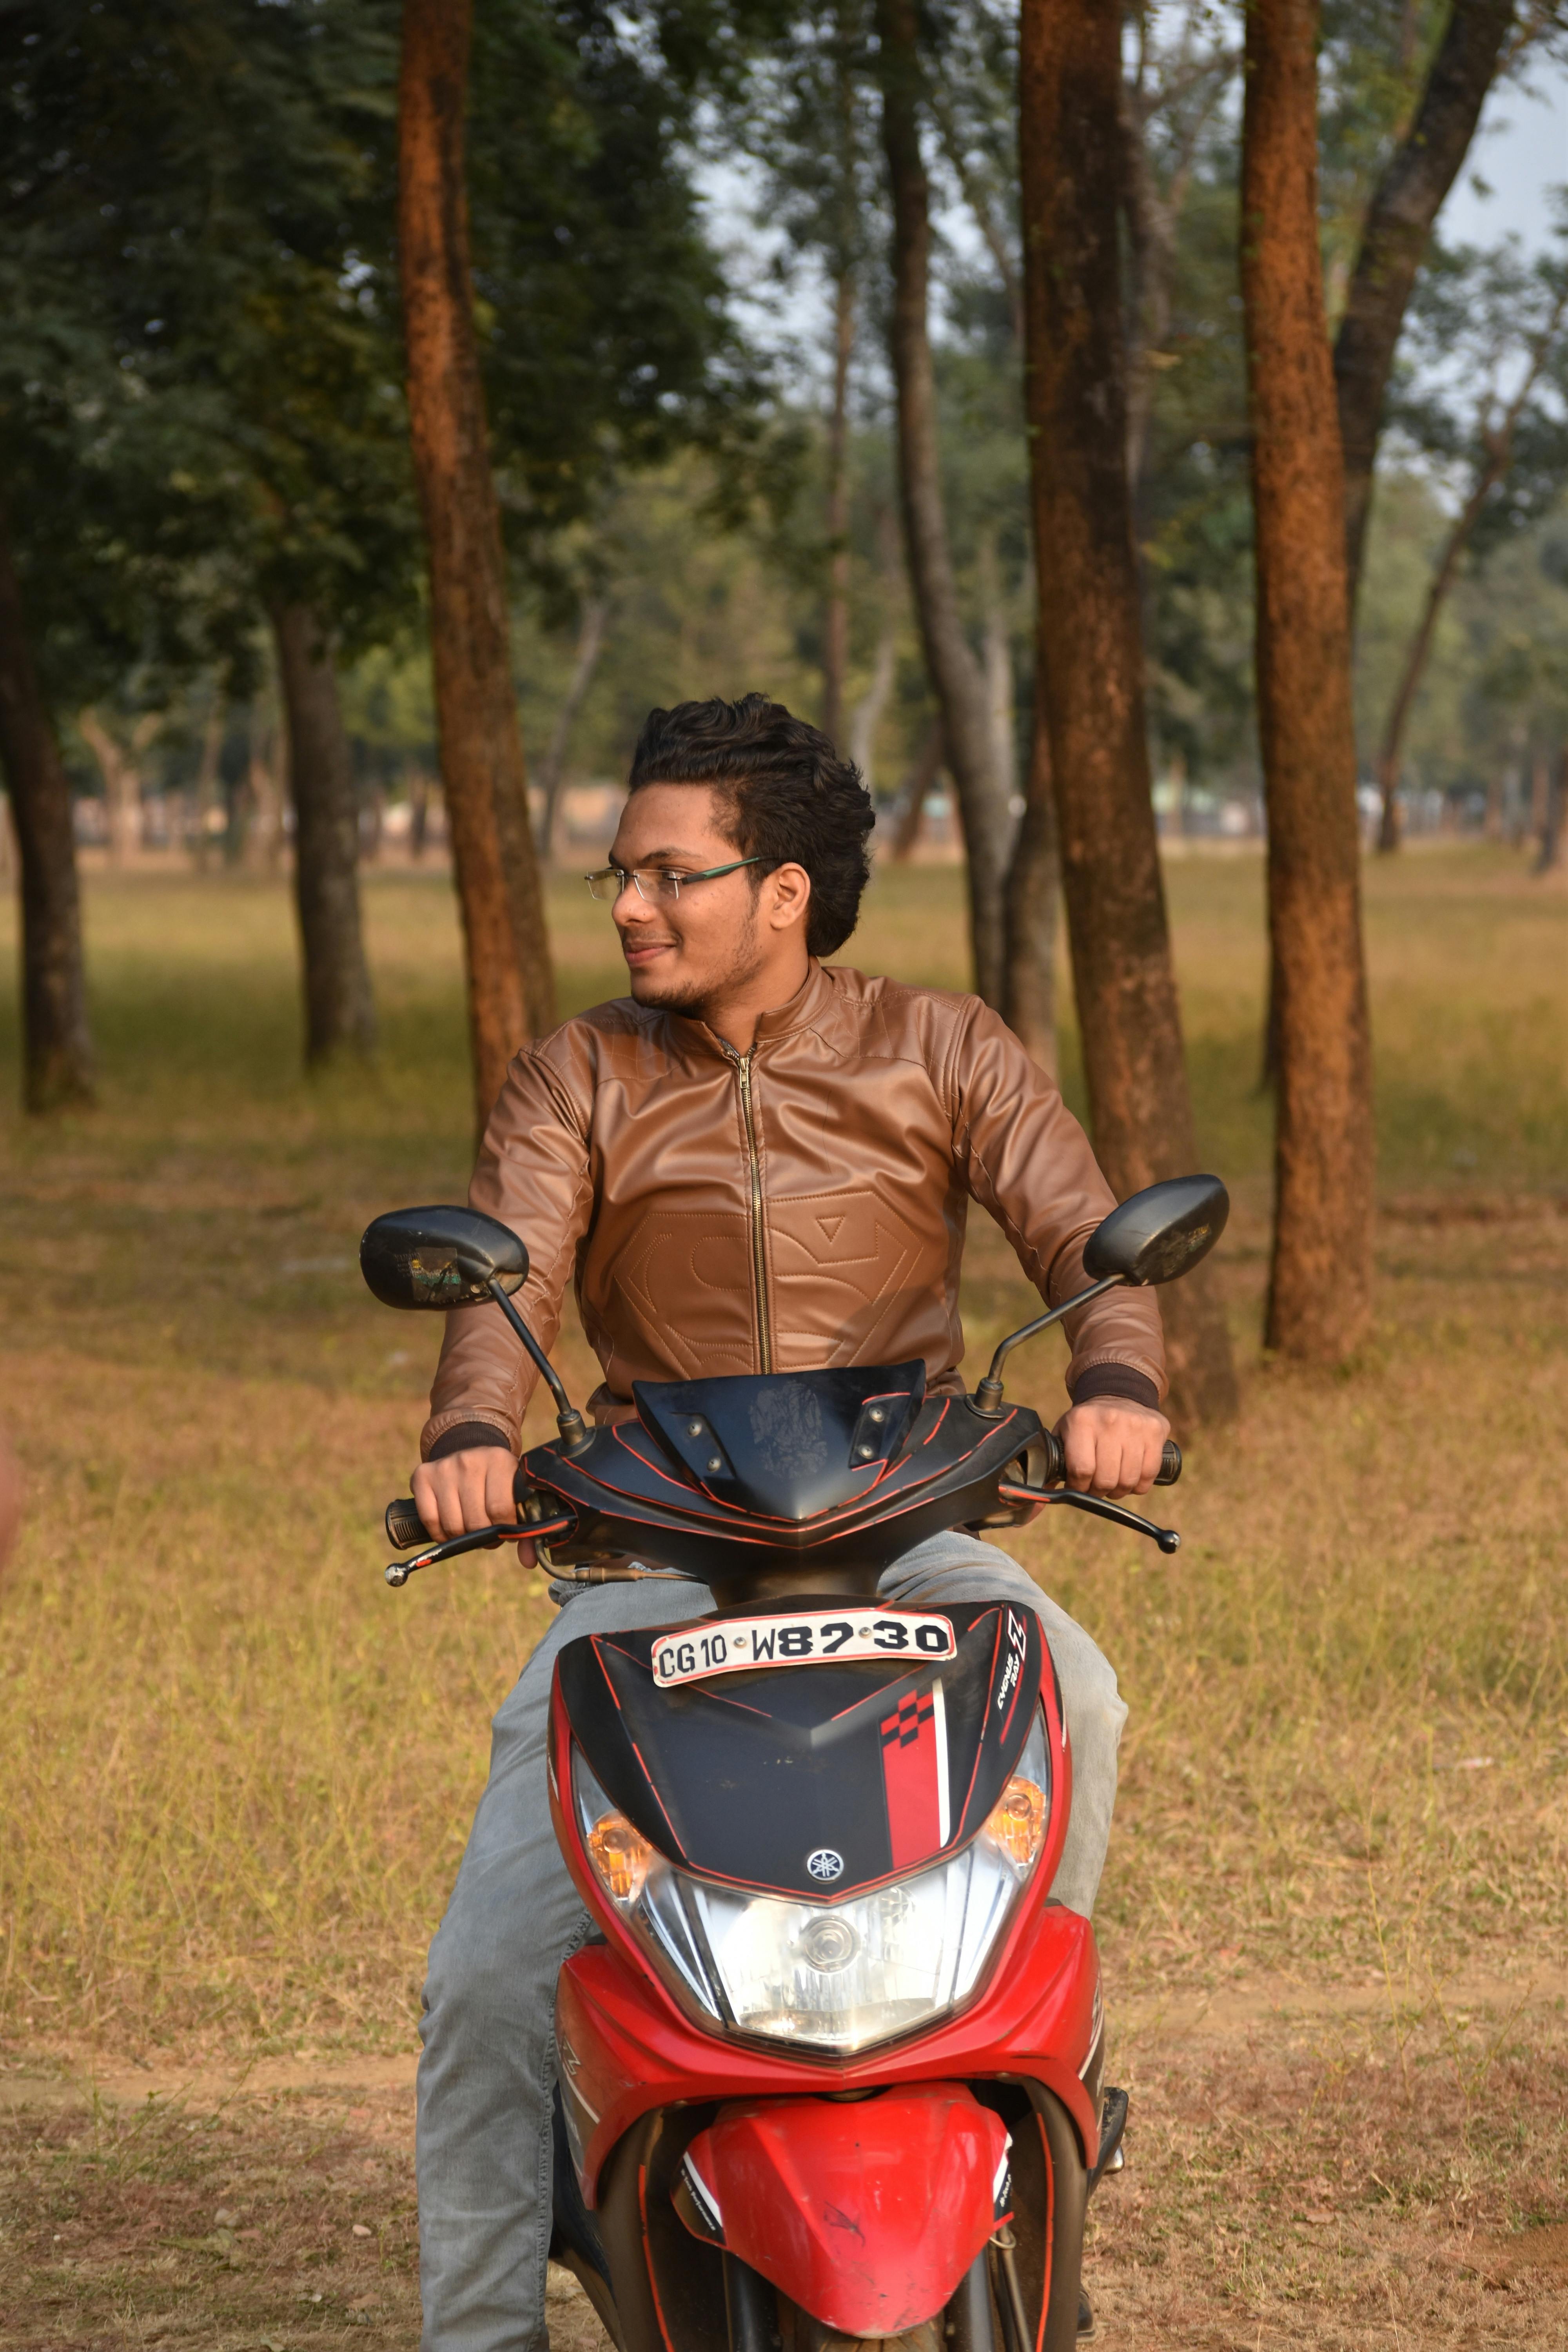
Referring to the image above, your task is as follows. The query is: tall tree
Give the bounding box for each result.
[0,513,93,1109]
[1372,238,1568,848]
[399,0,555,1124]
[1018,0,1236,1423]
[1334,0,1517,609]
[270,605,377,1062]
[535,593,610,861]
[822,261,857,751]
[923,2,1063,1056]
[1241,0,1374,1363]
[875,0,1011,1009]
[1001,702,1059,1078]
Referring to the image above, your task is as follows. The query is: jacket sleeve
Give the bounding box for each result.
[947,999,1167,1406]
[419,1040,595,1459]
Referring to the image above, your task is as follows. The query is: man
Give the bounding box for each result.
[412,694,1168,2352]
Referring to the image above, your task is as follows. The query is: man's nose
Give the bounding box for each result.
[613,877,656,925]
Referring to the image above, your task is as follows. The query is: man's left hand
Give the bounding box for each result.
[1054,1396,1171,1500]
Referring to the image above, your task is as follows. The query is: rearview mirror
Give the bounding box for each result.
[973,1171,1230,1413]
[1082,1175,1229,1288]
[360,1205,528,1312]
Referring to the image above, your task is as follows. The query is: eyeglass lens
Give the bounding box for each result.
[586,869,681,903]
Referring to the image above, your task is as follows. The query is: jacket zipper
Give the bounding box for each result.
[726,1044,773,1373]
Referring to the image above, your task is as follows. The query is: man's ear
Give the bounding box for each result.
[764,860,812,934]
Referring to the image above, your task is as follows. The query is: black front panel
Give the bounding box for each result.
[633,1363,926,1523]
[523,1392,1042,1587]
[557,1598,1047,1898]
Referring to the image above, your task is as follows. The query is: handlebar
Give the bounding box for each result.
[385,1440,1180,1558]
[385,1497,428,1549]
[1035,1434,1181,1487]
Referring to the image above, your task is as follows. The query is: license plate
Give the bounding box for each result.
[650,1608,957,1688]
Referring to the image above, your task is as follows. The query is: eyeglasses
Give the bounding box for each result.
[584,857,764,905]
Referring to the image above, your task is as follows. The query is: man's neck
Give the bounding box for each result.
[686,949,812,1053]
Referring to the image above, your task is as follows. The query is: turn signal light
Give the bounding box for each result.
[586,1810,654,1906]
[985,1773,1047,1873]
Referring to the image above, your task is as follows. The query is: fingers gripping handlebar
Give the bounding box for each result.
[1033,1432,1181,1487]
[380,1495,575,1586]
[1053,1433,1177,1487]
[1000,1435,1184,1553]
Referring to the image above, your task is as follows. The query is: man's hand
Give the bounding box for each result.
[411,1447,535,1568]
[1054,1397,1171,1500]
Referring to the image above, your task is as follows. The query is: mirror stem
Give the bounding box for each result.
[973,1274,1125,1416]
[486,1278,593,1454]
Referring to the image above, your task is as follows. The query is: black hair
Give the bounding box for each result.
[626,694,875,958]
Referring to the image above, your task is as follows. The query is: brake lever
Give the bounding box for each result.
[384,1515,575,1588]
[995,1482,1181,1554]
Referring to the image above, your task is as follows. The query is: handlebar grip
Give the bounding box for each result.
[386,1497,428,1550]
[1033,1434,1181,1487]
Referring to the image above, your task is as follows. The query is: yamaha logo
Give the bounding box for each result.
[806,1847,845,1882]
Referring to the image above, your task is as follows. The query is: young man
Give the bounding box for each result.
[412,695,1168,2352]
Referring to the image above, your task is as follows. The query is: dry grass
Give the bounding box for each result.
[0,846,1565,2347]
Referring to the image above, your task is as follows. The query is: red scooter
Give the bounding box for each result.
[365,1172,1227,2352]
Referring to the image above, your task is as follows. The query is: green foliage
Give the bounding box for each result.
[0,0,777,726]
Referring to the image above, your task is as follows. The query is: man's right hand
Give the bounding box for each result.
[412,1446,523,1542]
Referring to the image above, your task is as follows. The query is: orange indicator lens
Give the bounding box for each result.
[985,1774,1046,1872]
[586,1811,653,1905]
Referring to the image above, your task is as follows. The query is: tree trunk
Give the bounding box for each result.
[978,533,1017,817]
[1334,0,1515,610]
[1536,744,1566,878]
[77,710,155,867]
[398,0,555,1127]
[848,505,902,793]
[875,0,1010,1008]
[1018,0,1236,1426]
[1002,698,1059,1079]
[536,595,609,861]
[887,719,943,861]
[822,265,856,752]
[849,613,897,792]
[1375,272,1568,855]
[1241,0,1375,1365]
[0,506,94,1111]
[270,602,377,1063]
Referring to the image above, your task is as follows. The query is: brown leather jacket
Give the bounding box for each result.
[423,961,1164,1459]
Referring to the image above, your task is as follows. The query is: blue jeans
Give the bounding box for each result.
[415,1532,1127,2352]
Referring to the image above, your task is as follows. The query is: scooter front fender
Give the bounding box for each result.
[682,2083,1007,2339]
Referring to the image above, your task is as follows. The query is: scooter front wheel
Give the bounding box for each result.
[990,2089,1087,2352]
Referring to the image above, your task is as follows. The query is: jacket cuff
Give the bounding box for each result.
[427,1420,518,1461]
[1067,1363,1161,1411]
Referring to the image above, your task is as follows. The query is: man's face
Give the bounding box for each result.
[604,783,770,1011]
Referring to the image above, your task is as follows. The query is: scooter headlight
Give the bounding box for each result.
[571,1705,1050,2056]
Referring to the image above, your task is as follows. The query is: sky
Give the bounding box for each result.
[1437,52,1568,257]
[699,37,1568,404]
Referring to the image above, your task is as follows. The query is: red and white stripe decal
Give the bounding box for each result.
[879,1678,950,1867]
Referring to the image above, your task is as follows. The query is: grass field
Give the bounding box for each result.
[1,846,1565,2348]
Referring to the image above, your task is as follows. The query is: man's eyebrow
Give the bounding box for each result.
[617,846,708,865]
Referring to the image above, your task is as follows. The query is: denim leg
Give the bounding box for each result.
[416,1575,713,2352]
[876,1530,1127,1918]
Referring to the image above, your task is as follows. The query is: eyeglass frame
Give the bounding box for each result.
[584,855,767,905]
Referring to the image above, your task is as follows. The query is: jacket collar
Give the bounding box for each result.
[666,960,834,1059]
